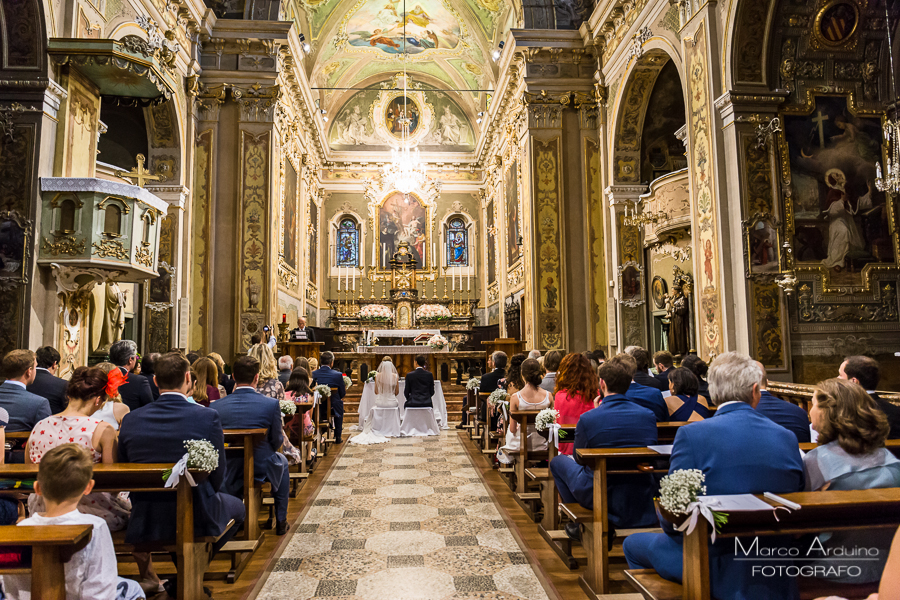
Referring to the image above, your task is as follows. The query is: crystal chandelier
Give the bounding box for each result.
[876,2,900,195]
[381,2,429,195]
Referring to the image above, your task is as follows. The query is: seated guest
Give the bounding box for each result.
[2,444,145,600]
[553,353,599,456]
[308,357,319,373]
[294,356,310,374]
[625,346,666,391]
[624,352,804,600]
[139,353,160,400]
[277,355,293,386]
[26,366,129,530]
[839,355,900,439]
[653,351,675,388]
[109,340,154,411]
[208,352,233,396]
[186,352,200,365]
[665,367,710,421]
[609,353,668,421]
[250,334,262,347]
[504,354,527,395]
[118,352,245,558]
[479,351,507,430]
[312,351,346,444]
[550,361,657,541]
[501,359,551,455]
[27,346,68,414]
[93,362,131,430]
[0,406,21,524]
[285,368,316,463]
[212,356,290,536]
[528,349,541,360]
[289,316,316,342]
[404,355,435,408]
[754,361,810,443]
[540,350,563,394]
[804,378,900,583]
[681,354,711,402]
[248,344,286,401]
[0,349,51,432]
[189,358,220,407]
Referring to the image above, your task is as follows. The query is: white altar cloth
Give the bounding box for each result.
[354,380,449,430]
[367,329,441,338]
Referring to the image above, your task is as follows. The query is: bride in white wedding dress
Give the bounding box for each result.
[349,358,400,445]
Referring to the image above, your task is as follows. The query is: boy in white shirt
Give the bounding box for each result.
[2,443,144,600]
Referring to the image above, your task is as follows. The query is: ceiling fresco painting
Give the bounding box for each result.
[344,0,462,55]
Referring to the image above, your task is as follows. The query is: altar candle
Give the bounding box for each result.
[422,245,426,269]
[432,243,437,268]
[452,271,455,291]
[371,239,376,267]
[282,314,286,323]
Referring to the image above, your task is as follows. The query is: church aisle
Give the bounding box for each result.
[253,431,555,600]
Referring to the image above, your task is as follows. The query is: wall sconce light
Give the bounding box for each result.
[476,111,485,124]
[299,34,311,54]
[491,41,504,62]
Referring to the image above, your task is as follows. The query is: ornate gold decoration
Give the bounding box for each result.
[42,235,85,256]
[91,239,128,259]
[797,282,898,322]
[535,139,563,349]
[751,281,785,369]
[810,0,863,51]
[115,154,162,187]
[135,245,153,267]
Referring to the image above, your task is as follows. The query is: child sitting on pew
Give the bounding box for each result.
[2,443,145,599]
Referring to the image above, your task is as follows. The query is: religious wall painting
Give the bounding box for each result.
[385,96,420,137]
[486,199,496,284]
[378,192,427,269]
[618,261,644,307]
[751,280,786,370]
[0,214,27,279]
[446,216,468,267]
[505,159,520,268]
[745,214,782,275]
[784,95,893,286]
[309,203,318,284]
[813,0,860,48]
[345,0,461,55]
[535,139,564,349]
[651,275,668,309]
[283,160,299,270]
[337,217,360,267]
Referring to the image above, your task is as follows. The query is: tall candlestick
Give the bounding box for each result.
[372,239,376,267]
[422,245,426,270]
[432,243,437,269]
[452,271,455,291]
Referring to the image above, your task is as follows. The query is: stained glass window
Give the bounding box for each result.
[336,217,359,267]
[446,217,468,267]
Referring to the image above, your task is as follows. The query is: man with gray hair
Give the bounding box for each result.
[528,349,541,360]
[277,355,294,386]
[109,339,154,411]
[623,351,804,600]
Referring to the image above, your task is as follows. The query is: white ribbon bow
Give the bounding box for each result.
[547,423,562,450]
[675,500,718,542]
[164,453,198,489]
[500,402,508,422]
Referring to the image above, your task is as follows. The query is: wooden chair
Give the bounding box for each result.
[462,389,476,436]
[502,409,549,501]
[220,428,267,583]
[0,524,93,600]
[625,488,900,600]
[0,463,211,600]
[655,422,692,444]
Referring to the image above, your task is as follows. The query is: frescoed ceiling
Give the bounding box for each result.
[282,0,519,153]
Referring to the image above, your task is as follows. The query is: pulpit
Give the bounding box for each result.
[279,341,324,362]
[482,338,527,358]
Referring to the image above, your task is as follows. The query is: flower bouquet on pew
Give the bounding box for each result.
[487,389,509,421]
[534,408,567,445]
[280,399,297,416]
[465,377,481,391]
[163,439,219,487]
[343,374,353,389]
[657,469,728,540]
[314,384,331,398]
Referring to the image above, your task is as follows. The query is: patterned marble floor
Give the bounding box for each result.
[255,431,554,600]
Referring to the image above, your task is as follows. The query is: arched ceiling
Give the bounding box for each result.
[283,0,520,152]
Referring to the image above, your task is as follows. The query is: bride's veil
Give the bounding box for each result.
[374,358,398,396]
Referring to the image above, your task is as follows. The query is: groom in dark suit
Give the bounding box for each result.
[312,351,346,443]
[404,355,434,408]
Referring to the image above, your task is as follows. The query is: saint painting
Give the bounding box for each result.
[446,217,468,267]
[785,96,892,281]
[283,161,298,269]
[486,201,496,284]
[506,161,520,267]
[385,96,420,137]
[346,0,460,55]
[379,192,427,268]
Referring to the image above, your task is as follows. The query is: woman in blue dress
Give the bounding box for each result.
[664,367,711,422]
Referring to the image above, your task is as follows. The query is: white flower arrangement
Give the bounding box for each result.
[162,439,219,482]
[416,304,452,321]
[358,304,393,321]
[427,334,449,349]
[465,377,481,390]
[314,384,332,398]
[367,370,377,382]
[535,408,561,432]
[658,469,728,533]
[487,388,508,407]
[343,374,352,389]
[280,400,296,416]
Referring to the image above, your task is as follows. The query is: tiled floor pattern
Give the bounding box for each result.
[256,431,553,600]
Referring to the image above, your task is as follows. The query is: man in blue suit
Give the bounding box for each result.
[549,361,658,541]
[212,355,291,535]
[611,353,668,421]
[0,350,51,433]
[118,352,245,559]
[623,352,805,600]
[312,351,346,443]
[754,361,810,443]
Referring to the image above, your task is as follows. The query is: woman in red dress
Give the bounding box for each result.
[553,353,600,456]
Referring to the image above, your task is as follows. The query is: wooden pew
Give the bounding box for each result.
[462,388,476,436]
[220,428,267,583]
[0,524,92,600]
[625,488,900,600]
[529,423,579,569]
[504,409,550,499]
[0,463,210,600]
[768,381,900,413]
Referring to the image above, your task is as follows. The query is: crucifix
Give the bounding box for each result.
[811,110,829,148]
[115,154,162,187]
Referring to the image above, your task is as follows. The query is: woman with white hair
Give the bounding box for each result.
[248,344,286,401]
